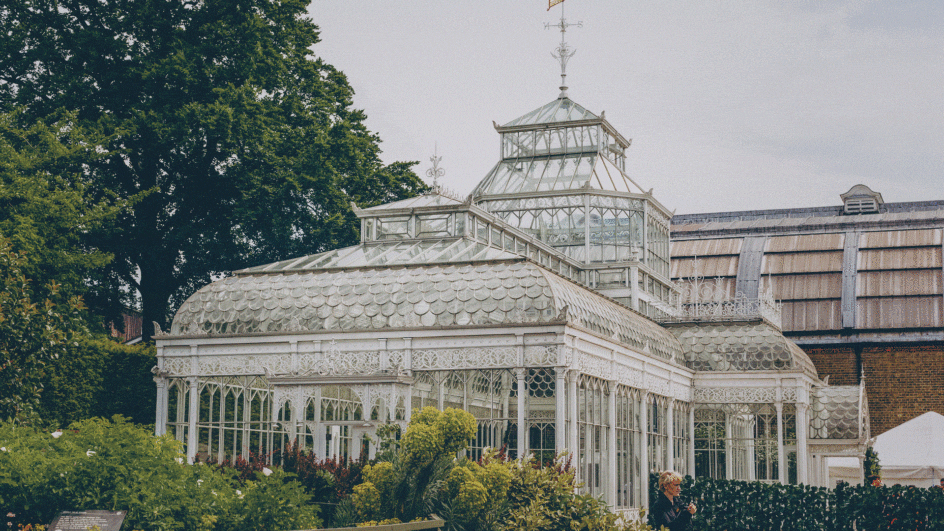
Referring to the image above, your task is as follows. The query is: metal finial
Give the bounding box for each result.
[426,144,445,191]
[545,4,582,99]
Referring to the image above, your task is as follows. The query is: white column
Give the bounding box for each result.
[153,377,167,436]
[568,372,579,462]
[639,391,650,509]
[187,376,199,463]
[556,369,567,454]
[689,407,696,477]
[776,401,786,484]
[516,368,527,459]
[724,414,733,479]
[796,402,809,484]
[666,399,675,471]
[404,337,413,423]
[607,381,617,506]
[313,388,325,457]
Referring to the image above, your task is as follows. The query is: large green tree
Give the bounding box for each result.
[0,110,119,305]
[0,0,427,340]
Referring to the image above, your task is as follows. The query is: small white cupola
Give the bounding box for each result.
[840,184,884,215]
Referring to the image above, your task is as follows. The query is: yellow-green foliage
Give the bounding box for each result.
[352,407,476,523]
[442,451,513,529]
[400,407,476,468]
[351,482,381,522]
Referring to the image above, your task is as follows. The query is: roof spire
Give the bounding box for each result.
[426,143,445,192]
[546,2,582,99]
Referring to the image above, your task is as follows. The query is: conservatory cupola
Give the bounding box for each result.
[470,93,678,318]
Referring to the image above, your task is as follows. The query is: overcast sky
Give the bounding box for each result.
[307,0,942,215]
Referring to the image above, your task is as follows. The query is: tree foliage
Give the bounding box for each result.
[0,109,120,306]
[0,0,428,339]
[0,238,86,423]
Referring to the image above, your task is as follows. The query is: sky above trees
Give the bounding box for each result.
[309,0,943,215]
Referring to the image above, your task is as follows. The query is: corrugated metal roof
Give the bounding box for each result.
[763,251,844,274]
[857,248,943,271]
[769,273,842,300]
[672,209,944,234]
[857,270,943,297]
[767,233,844,253]
[782,300,842,331]
[671,238,742,257]
[859,229,942,249]
[856,296,943,329]
[672,255,739,278]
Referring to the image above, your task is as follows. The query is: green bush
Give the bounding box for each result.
[649,473,944,531]
[38,336,156,426]
[0,416,320,530]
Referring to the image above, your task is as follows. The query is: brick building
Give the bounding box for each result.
[671,184,944,436]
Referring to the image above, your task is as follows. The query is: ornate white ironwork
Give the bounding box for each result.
[577,351,611,380]
[198,354,293,376]
[426,147,445,189]
[615,364,644,389]
[545,11,582,98]
[646,374,671,396]
[694,387,779,404]
[667,258,783,327]
[350,384,404,421]
[525,345,558,366]
[412,346,518,370]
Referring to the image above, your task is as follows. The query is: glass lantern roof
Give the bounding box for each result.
[362,192,465,212]
[238,238,522,273]
[502,97,597,127]
[473,151,643,196]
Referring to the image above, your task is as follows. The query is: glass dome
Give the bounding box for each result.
[810,386,865,439]
[665,321,818,377]
[170,260,683,363]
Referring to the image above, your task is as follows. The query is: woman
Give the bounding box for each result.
[652,470,697,531]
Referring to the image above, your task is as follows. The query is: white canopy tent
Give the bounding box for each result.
[829,412,944,487]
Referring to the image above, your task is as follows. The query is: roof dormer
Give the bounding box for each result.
[840,184,883,215]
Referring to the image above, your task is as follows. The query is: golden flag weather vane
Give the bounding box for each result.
[548,0,565,11]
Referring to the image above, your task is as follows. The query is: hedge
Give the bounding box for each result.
[649,474,944,531]
[38,335,156,426]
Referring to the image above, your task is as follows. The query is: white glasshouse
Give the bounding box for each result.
[153,61,869,511]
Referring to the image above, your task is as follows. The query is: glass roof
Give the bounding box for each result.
[238,238,521,273]
[170,261,683,363]
[810,386,864,440]
[362,192,464,212]
[503,97,597,127]
[472,153,643,196]
[666,321,818,377]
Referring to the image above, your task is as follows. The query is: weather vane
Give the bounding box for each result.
[426,144,445,190]
[545,1,582,98]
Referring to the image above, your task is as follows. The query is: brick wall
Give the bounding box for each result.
[805,347,859,386]
[862,345,944,436]
[805,344,944,436]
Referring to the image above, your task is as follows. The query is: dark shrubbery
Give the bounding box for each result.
[38,336,156,426]
[650,474,944,531]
